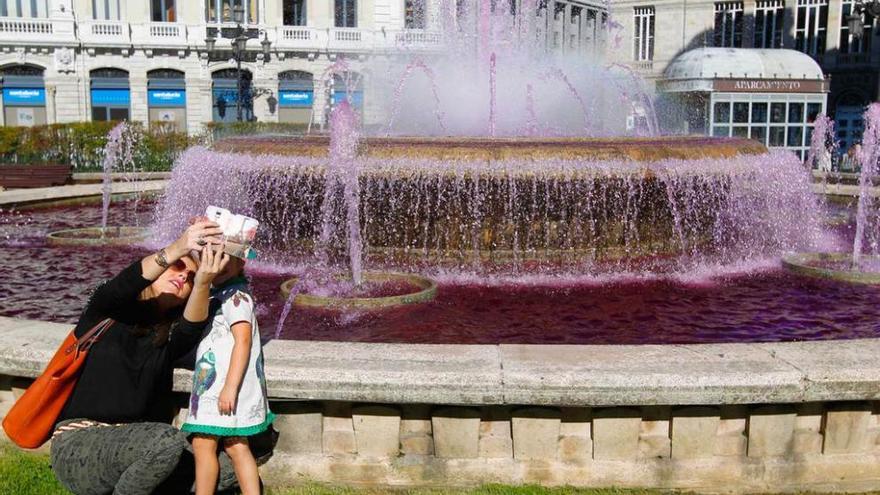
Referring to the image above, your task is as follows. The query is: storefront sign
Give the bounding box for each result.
[148,89,186,107]
[91,89,131,106]
[713,79,828,93]
[3,88,45,105]
[279,90,313,107]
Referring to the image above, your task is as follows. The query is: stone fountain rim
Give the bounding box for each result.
[46,226,149,246]
[2,315,880,407]
[279,271,437,310]
[782,252,880,285]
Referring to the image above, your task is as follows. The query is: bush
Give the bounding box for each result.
[0,121,194,172]
[206,121,310,141]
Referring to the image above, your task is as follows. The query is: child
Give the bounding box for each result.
[181,251,273,495]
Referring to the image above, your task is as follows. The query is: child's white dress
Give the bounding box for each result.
[181,278,273,436]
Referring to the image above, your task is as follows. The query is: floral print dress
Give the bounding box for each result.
[181,278,273,437]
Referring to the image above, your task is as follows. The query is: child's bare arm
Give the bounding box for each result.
[218,321,252,415]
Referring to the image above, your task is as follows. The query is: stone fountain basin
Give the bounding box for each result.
[47,226,149,246]
[214,135,767,162]
[280,271,437,310]
[782,252,880,285]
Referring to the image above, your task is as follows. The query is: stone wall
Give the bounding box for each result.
[4,317,880,491]
[5,378,880,491]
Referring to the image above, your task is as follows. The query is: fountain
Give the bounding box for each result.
[47,122,148,246]
[145,1,824,324]
[783,103,880,284]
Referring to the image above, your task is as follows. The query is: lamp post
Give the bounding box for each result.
[204,6,273,122]
[846,0,880,40]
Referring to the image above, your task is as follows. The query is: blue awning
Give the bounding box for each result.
[332,91,363,107]
[91,88,130,106]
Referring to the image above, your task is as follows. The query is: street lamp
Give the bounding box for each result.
[203,5,273,122]
[846,0,880,40]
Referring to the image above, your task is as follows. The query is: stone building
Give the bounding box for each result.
[609,0,879,150]
[0,0,607,134]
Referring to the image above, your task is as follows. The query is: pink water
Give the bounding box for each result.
[3,201,879,345]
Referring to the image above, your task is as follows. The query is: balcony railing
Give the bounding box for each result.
[149,22,181,38]
[131,22,187,46]
[0,19,445,53]
[0,16,75,43]
[328,27,372,51]
[80,20,130,44]
[281,26,311,41]
[0,18,52,35]
[630,60,655,72]
[393,30,442,45]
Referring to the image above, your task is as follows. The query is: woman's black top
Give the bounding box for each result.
[57,260,207,425]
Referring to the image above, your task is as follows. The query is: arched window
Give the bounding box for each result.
[90,68,130,122]
[331,72,363,112]
[1,65,46,126]
[212,69,253,122]
[278,71,314,124]
[147,69,187,131]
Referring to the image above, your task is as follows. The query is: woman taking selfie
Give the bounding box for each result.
[49,221,238,495]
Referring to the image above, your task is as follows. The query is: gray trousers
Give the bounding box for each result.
[50,419,238,495]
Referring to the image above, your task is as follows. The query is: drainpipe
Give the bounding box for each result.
[682,0,687,51]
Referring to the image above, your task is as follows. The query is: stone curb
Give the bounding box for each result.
[1,316,879,407]
[0,180,167,206]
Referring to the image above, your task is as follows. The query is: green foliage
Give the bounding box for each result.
[0,121,194,172]
[0,446,70,495]
[206,121,310,141]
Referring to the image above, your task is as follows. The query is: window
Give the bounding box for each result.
[93,0,121,20]
[755,0,784,48]
[335,0,357,27]
[151,0,175,22]
[714,2,743,47]
[206,0,258,24]
[283,0,306,26]
[0,0,49,17]
[840,0,874,54]
[795,0,828,57]
[713,95,822,156]
[405,0,426,29]
[633,6,654,61]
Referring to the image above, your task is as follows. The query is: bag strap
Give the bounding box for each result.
[64,319,114,356]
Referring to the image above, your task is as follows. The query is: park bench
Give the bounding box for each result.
[0,164,71,189]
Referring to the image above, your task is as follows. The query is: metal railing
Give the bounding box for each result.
[0,18,52,35]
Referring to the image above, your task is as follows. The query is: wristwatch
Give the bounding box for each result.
[155,248,171,269]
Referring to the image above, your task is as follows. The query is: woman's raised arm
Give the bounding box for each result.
[140,221,223,281]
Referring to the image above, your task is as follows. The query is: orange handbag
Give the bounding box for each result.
[2,318,113,449]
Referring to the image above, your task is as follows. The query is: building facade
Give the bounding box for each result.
[609,0,879,150]
[0,0,607,133]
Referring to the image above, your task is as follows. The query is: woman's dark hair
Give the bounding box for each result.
[130,299,185,347]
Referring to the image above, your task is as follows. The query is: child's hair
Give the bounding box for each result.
[221,255,247,280]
